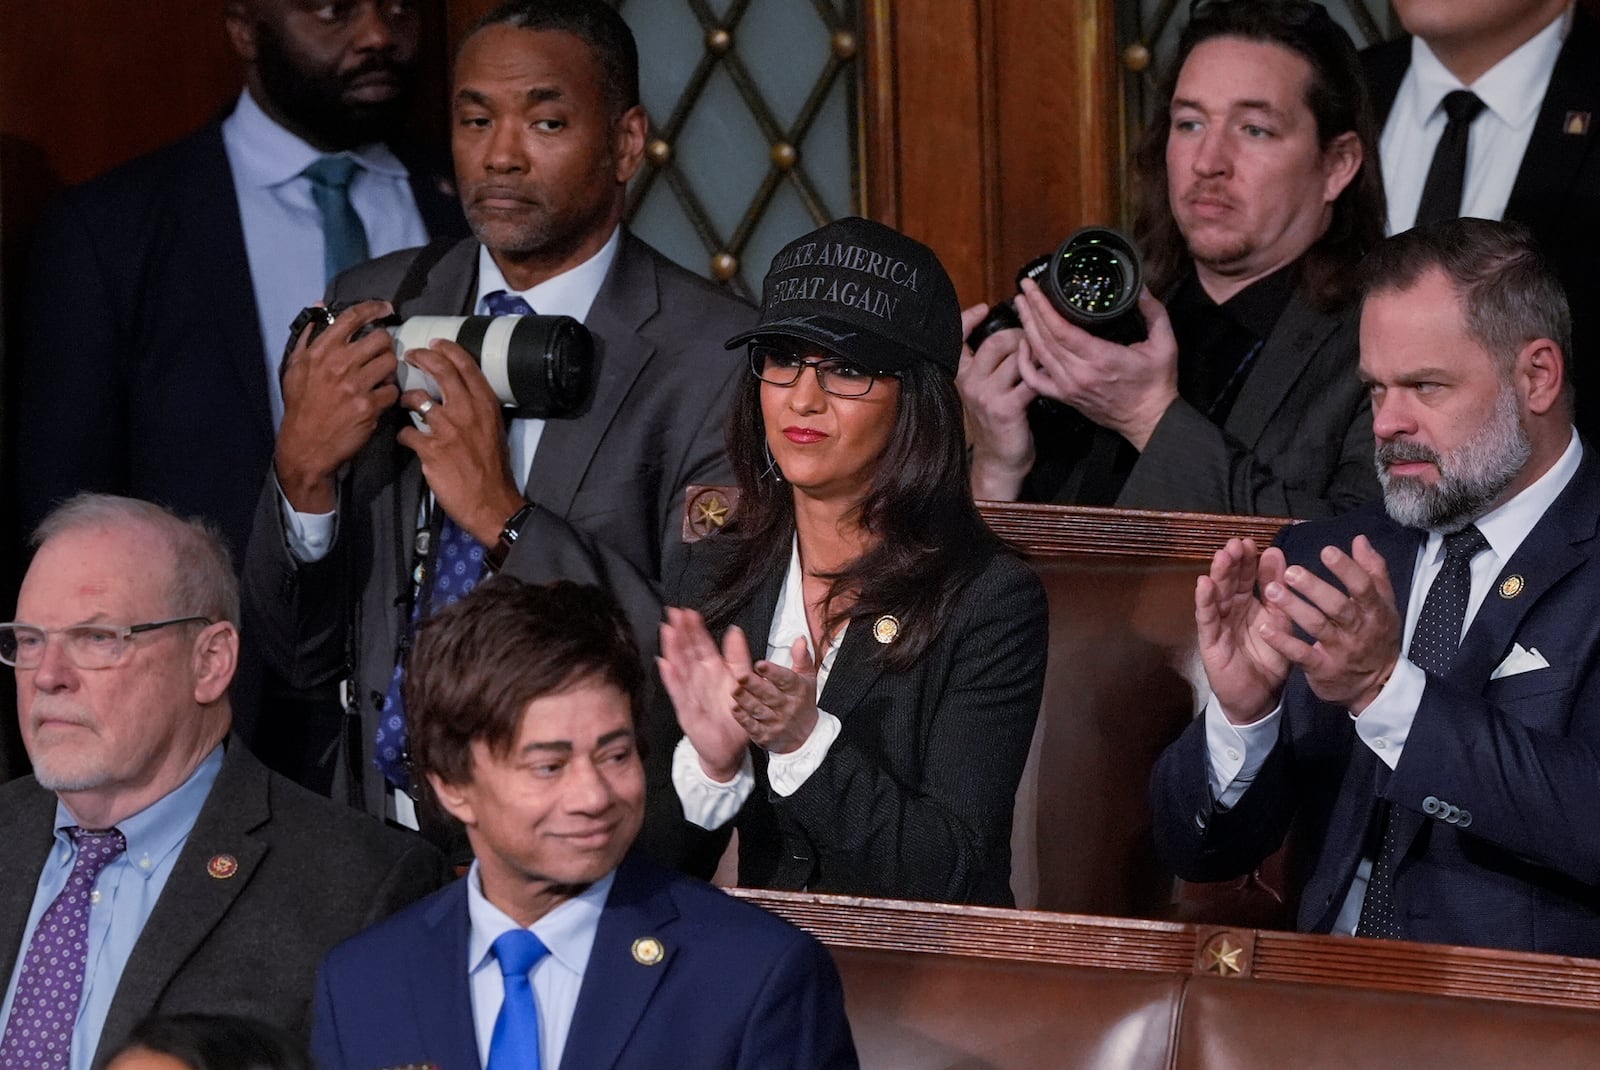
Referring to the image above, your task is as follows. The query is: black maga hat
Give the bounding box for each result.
[725,216,962,375]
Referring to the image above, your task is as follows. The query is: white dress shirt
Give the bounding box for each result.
[674,536,847,829]
[1204,429,1580,933]
[1380,6,1571,235]
[221,87,429,426]
[465,861,613,1070]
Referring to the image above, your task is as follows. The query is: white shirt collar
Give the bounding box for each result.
[464,859,614,982]
[222,87,409,188]
[1425,427,1581,566]
[1409,4,1571,129]
[473,225,621,323]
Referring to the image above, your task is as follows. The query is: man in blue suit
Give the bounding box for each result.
[311,578,857,1070]
[1152,217,1600,956]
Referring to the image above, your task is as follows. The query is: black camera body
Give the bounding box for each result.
[288,304,596,421]
[966,227,1148,350]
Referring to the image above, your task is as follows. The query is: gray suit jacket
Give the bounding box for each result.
[0,739,448,1065]
[243,232,753,814]
[1027,286,1378,519]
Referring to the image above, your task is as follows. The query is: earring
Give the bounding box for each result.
[761,441,786,483]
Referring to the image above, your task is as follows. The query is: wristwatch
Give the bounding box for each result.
[488,502,536,571]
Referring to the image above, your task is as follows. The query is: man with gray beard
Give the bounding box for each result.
[0,495,448,1070]
[1151,218,1600,955]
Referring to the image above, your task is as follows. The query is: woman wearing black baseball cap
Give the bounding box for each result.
[645,218,1049,905]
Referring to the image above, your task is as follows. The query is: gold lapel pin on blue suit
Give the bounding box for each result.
[632,937,665,966]
[1499,575,1525,599]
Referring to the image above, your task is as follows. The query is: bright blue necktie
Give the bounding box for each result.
[488,929,550,1070]
[484,289,535,317]
[302,155,371,284]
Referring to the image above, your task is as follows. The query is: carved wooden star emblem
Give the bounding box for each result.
[1204,936,1244,976]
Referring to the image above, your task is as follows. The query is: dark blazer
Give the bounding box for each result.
[12,118,463,564]
[642,541,1049,906]
[1024,286,1377,518]
[0,739,450,1065]
[243,233,754,815]
[310,850,858,1070]
[1150,445,1600,956]
[1364,11,1600,441]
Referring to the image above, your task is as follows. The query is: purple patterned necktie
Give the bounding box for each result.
[0,827,126,1069]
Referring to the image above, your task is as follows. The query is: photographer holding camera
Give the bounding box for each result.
[244,0,753,822]
[960,0,1384,518]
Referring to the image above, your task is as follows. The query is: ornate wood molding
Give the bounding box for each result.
[733,889,1600,1011]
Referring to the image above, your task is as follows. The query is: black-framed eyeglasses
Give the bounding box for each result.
[0,616,214,670]
[748,343,894,398]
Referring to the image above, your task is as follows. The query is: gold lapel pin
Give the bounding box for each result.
[1565,111,1591,136]
[632,937,665,966]
[207,854,238,880]
[872,615,900,644]
[1498,575,1525,599]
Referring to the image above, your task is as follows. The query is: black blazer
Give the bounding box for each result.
[0,739,449,1064]
[1024,284,1377,518]
[12,118,463,563]
[642,539,1049,906]
[1151,446,1600,956]
[1364,11,1600,440]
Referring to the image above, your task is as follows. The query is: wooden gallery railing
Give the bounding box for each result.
[707,501,1600,1066]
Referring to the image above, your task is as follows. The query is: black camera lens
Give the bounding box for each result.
[1043,227,1146,345]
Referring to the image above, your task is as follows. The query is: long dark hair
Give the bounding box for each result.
[699,359,1006,672]
[1133,0,1385,310]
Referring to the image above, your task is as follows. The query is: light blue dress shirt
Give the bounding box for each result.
[465,860,614,1070]
[0,745,224,1070]
[221,88,429,427]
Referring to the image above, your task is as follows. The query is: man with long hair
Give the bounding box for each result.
[960,0,1384,518]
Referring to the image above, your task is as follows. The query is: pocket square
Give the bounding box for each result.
[1491,642,1550,680]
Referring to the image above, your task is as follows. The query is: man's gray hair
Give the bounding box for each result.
[31,494,241,627]
[1361,218,1573,389]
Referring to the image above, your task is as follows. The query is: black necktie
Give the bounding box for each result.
[1356,524,1488,939]
[1413,90,1487,227]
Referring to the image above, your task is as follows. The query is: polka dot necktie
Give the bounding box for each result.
[0,828,127,1069]
[488,929,550,1070]
[302,155,371,285]
[374,292,532,792]
[1356,524,1488,939]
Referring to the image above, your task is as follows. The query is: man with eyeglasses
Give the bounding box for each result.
[0,494,449,1070]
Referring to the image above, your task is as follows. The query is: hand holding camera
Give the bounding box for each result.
[394,339,526,546]
[957,304,1038,501]
[1014,281,1181,452]
[276,299,400,514]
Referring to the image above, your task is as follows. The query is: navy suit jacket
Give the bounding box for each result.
[1364,11,1600,441]
[13,117,463,564]
[310,851,857,1070]
[1152,444,1600,956]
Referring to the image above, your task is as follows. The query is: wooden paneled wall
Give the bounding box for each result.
[865,0,1122,308]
